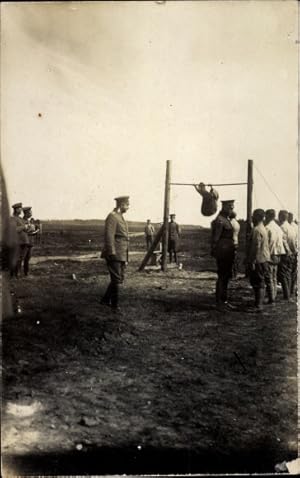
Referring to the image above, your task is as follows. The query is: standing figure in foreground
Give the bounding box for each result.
[211,200,236,310]
[22,207,39,276]
[101,196,130,312]
[144,219,155,251]
[168,214,181,264]
[265,209,285,303]
[246,209,271,311]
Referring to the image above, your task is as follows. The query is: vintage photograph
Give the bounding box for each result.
[1,0,298,475]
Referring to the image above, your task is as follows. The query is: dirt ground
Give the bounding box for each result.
[2,226,298,475]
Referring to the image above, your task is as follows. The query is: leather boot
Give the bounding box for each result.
[101,283,112,305]
[255,288,265,310]
[216,278,223,304]
[266,283,275,304]
[281,279,290,300]
[111,283,120,309]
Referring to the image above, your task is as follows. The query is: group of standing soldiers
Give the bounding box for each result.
[100,194,297,313]
[211,200,298,312]
[9,202,40,278]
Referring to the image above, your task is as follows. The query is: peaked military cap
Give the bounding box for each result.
[114,195,130,203]
[23,206,32,212]
[12,202,22,209]
[170,213,176,217]
[221,200,235,205]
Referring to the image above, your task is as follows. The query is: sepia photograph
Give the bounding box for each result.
[1,0,299,475]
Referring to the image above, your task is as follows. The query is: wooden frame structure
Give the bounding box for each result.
[139,159,253,272]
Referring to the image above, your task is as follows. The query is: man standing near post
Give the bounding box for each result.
[168,214,181,264]
[144,219,155,251]
[101,196,130,312]
[211,200,236,311]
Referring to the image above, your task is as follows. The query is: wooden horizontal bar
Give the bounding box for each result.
[170,182,248,187]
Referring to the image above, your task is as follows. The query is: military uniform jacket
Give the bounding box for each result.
[211,213,234,259]
[10,216,29,245]
[101,211,129,262]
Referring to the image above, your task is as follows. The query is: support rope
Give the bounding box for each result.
[254,165,286,209]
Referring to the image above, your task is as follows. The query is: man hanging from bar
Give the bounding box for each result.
[194,182,219,216]
[211,200,237,310]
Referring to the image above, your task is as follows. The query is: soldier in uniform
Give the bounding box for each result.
[229,210,240,279]
[144,219,155,251]
[9,202,28,277]
[265,209,285,303]
[168,214,181,264]
[22,207,39,276]
[288,212,298,296]
[246,209,271,311]
[101,196,130,312]
[211,200,236,310]
[278,210,295,301]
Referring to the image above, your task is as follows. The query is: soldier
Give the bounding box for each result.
[246,209,271,312]
[168,214,181,264]
[278,210,296,300]
[9,202,28,277]
[229,211,240,279]
[265,209,285,303]
[144,219,155,251]
[22,207,39,276]
[288,212,298,296]
[211,200,236,310]
[100,196,130,312]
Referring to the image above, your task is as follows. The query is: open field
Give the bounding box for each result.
[2,223,298,475]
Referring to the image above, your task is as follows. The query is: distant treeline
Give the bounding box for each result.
[40,219,214,231]
[41,218,246,230]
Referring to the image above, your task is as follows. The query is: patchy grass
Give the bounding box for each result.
[2,226,297,475]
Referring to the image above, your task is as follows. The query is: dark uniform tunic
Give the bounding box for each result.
[9,215,28,277]
[168,222,181,253]
[101,210,129,307]
[211,213,235,304]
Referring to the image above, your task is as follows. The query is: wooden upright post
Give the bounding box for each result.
[162,160,172,271]
[138,225,164,271]
[246,159,254,243]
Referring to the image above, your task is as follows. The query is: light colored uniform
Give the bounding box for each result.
[278,220,295,299]
[230,217,240,247]
[247,223,271,305]
[265,220,285,299]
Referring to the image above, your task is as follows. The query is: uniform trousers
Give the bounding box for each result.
[216,253,234,303]
[102,259,126,307]
[168,239,179,263]
[146,235,153,251]
[249,262,271,308]
[267,255,280,302]
[11,244,32,277]
[278,255,292,300]
[290,254,297,295]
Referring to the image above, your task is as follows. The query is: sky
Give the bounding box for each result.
[1,0,298,226]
